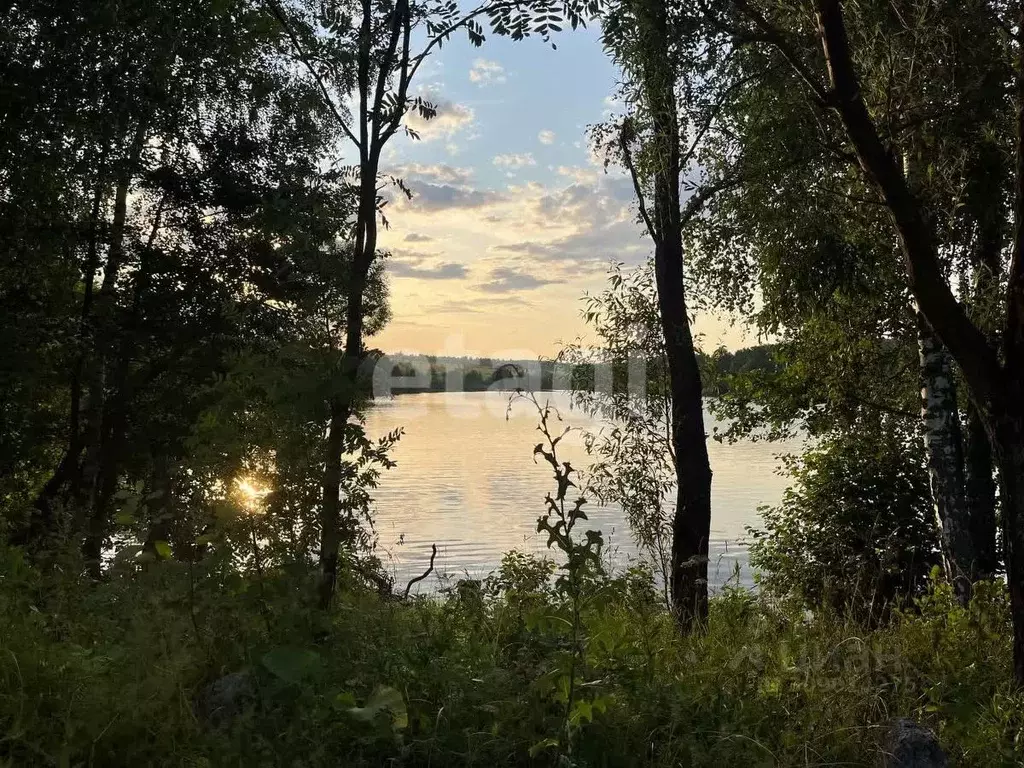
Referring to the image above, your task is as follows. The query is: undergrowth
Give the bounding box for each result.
[0,543,1021,767]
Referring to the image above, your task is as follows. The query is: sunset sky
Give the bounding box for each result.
[373,23,754,359]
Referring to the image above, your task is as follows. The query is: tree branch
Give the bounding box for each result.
[680,172,741,228]
[619,121,657,240]
[403,543,437,598]
[812,0,1000,407]
[407,1,522,84]
[370,0,407,148]
[263,0,360,150]
[380,0,414,145]
[705,0,832,106]
[358,0,371,164]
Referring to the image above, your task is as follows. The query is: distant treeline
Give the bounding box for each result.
[702,345,781,397]
[382,345,779,395]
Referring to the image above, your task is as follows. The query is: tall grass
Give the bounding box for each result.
[1,543,1021,767]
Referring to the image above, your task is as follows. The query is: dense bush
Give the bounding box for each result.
[749,417,939,620]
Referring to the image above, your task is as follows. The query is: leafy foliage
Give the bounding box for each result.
[559,262,677,596]
[1,539,1021,766]
[751,416,940,620]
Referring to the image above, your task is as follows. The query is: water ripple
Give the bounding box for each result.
[363,391,799,594]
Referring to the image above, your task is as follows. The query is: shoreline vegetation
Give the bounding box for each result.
[4,382,1021,765]
[2,542,1019,767]
[381,345,780,396]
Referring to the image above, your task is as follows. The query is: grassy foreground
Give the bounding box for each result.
[1,546,1022,767]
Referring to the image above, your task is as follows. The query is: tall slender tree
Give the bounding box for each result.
[599,0,741,627]
[267,0,600,608]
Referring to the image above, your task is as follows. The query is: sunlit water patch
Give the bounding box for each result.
[362,391,800,594]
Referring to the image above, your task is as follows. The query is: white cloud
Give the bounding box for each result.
[556,165,600,184]
[386,166,642,276]
[493,153,536,170]
[403,182,505,212]
[538,129,556,145]
[373,167,673,355]
[468,58,506,86]
[602,94,624,117]
[390,253,469,280]
[389,163,474,185]
[405,95,475,141]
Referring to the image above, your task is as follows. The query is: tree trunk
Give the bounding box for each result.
[317,399,350,609]
[316,150,378,609]
[1002,0,1024,685]
[810,0,1024,683]
[964,398,998,579]
[90,197,167,560]
[963,138,1004,581]
[20,174,107,547]
[661,281,714,629]
[916,309,975,604]
[638,0,713,630]
[996,402,1024,684]
[81,116,148,577]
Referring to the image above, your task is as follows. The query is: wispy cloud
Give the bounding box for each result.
[405,95,475,141]
[475,266,558,293]
[390,163,474,185]
[493,152,536,170]
[538,129,556,145]
[468,58,506,86]
[403,182,505,212]
[389,251,469,280]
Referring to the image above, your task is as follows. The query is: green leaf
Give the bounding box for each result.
[153,540,172,560]
[261,647,322,685]
[529,737,559,757]
[333,691,357,708]
[348,685,407,729]
[569,698,594,725]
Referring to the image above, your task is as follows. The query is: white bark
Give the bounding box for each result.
[917,307,975,604]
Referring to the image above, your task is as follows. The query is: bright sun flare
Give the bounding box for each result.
[234,477,270,510]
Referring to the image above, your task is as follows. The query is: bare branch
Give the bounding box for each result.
[403,543,438,598]
[619,121,658,240]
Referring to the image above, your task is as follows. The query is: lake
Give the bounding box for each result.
[363,391,800,594]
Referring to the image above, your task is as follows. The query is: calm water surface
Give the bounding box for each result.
[363,391,800,593]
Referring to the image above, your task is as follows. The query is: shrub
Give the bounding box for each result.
[749,416,939,620]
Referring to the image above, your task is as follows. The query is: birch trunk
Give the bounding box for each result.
[917,308,975,604]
